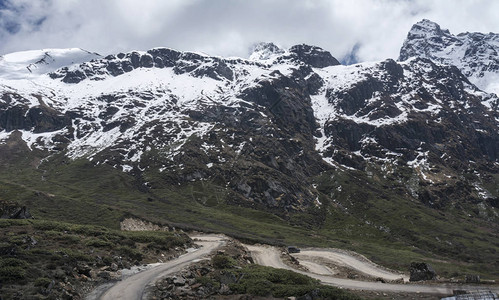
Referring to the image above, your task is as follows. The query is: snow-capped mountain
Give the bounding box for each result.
[0,48,100,80]
[0,26,497,216]
[399,19,499,95]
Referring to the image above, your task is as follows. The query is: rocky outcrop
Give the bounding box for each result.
[120,218,171,231]
[465,274,481,283]
[409,262,436,281]
[0,201,33,219]
[289,44,340,68]
[0,100,69,133]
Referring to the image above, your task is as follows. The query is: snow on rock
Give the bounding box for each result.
[400,19,499,95]
[0,48,100,80]
[0,43,497,184]
[311,55,498,173]
[0,46,307,171]
[249,42,285,61]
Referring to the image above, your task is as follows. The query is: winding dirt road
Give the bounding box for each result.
[293,248,408,281]
[89,234,225,300]
[245,244,499,296]
[88,235,497,299]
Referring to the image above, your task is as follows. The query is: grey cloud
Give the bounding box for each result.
[0,0,498,63]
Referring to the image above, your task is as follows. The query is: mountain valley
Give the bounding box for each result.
[0,19,498,298]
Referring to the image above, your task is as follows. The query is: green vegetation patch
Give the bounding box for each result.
[0,219,191,299]
[229,264,360,299]
[1,147,497,281]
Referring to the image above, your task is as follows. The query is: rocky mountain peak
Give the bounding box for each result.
[288,44,340,68]
[399,19,499,95]
[249,42,285,61]
[249,42,340,68]
[406,19,449,40]
[399,19,456,62]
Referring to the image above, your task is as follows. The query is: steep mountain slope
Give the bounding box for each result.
[314,57,498,210]
[0,38,498,278]
[1,43,339,211]
[399,19,499,95]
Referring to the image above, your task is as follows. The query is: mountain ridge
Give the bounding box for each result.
[0,36,498,212]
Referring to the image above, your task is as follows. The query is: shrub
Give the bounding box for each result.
[59,234,81,243]
[212,254,235,269]
[0,258,28,268]
[196,276,220,289]
[123,231,186,250]
[236,278,273,296]
[33,221,68,232]
[117,246,143,261]
[86,238,112,248]
[55,248,92,262]
[34,277,52,287]
[0,266,26,281]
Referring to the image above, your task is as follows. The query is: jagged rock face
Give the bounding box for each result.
[313,57,498,208]
[0,99,69,133]
[399,19,499,95]
[248,43,340,68]
[0,39,498,213]
[318,58,498,162]
[288,44,340,68]
[49,48,235,84]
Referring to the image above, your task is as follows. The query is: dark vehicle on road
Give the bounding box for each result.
[287,246,300,253]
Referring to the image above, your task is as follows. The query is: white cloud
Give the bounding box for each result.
[0,0,498,63]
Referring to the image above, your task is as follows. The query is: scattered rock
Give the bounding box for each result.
[97,271,111,280]
[110,263,118,272]
[391,277,405,284]
[75,264,92,277]
[219,283,231,295]
[173,276,186,286]
[120,217,171,231]
[465,274,480,283]
[297,288,321,300]
[219,271,238,285]
[89,270,98,279]
[375,277,386,283]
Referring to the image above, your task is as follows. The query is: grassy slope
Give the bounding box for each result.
[211,254,361,299]
[0,147,497,280]
[0,219,190,299]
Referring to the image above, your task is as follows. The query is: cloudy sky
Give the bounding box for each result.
[1,0,498,63]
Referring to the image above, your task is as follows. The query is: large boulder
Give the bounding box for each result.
[465,274,480,283]
[409,262,437,281]
[0,202,33,219]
